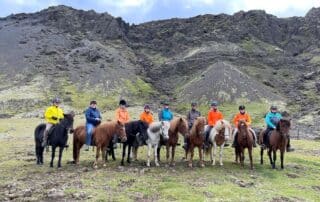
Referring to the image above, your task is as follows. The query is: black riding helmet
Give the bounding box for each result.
[119,99,127,106]
[239,105,245,110]
[191,102,197,107]
[52,97,61,104]
[270,105,277,110]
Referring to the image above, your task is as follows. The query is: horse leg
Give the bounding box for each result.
[171,146,176,166]
[189,146,194,168]
[268,148,273,166]
[212,143,217,165]
[240,149,244,167]
[35,145,40,165]
[111,146,116,161]
[132,147,138,161]
[248,147,253,170]
[157,146,161,162]
[50,146,55,168]
[199,146,204,167]
[260,148,264,165]
[147,144,151,167]
[127,145,132,164]
[58,146,64,168]
[155,145,160,167]
[280,149,284,169]
[166,145,170,166]
[93,146,100,169]
[40,146,44,164]
[121,144,126,166]
[219,144,224,166]
[272,149,277,169]
[101,146,107,167]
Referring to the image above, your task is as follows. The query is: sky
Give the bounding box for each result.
[1,0,320,23]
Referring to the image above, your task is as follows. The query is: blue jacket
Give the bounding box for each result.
[85,107,102,126]
[158,108,173,121]
[265,112,282,129]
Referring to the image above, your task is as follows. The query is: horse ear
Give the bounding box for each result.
[179,117,183,121]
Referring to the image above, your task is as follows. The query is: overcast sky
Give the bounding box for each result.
[1,0,319,23]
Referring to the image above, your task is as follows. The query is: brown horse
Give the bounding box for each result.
[236,120,254,169]
[72,121,127,168]
[260,119,291,169]
[165,117,188,166]
[187,117,206,168]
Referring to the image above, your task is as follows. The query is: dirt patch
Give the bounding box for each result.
[270,196,304,202]
[286,173,300,179]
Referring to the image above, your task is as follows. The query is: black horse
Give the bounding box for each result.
[106,120,149,165]
[34,112,75,167]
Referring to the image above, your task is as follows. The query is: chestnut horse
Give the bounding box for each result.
[165,117,188,166]
[72,121,127,168]
[206,120,232,166]
[236,120,254,169]
[260,119,291,169]
[187,117,206,168]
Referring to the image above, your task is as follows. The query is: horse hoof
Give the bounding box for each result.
[200,164,205,168]
[155,163,160,167]
[172,163,176,167]
[165,164,169,168]
[146,163,150,167]
[103,164,107,167]
[188,164,193,168]
[220,163,223,166]
[50,164,53,168]
[94,165,98,169]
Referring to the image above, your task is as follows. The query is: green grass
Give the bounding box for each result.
[0,115,319,201]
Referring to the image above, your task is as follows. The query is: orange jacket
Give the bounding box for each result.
[115,108,130,124]
[233,112,252,127]
[207,110,224,126]
[139,111,154,125]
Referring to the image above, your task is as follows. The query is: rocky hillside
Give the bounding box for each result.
[0,5,319,137]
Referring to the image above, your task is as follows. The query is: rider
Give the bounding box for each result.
[158,102,173,121]
[139,104,154,144]
[263,105,294,152]
[204,101,224,149]
[184,102,201,149]
[232,105,257,148]
[84,100,101,151]
[42,97,64,147]
[114,99,130,147]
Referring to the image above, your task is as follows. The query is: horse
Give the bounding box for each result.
[187,117,206,168]
[34,112,75,167]
[146,121,170,167]
[260,119,291,169]
[235,120,254,169]
[120,120,149,166]
[206,119,232,166]
[164,117,188,166]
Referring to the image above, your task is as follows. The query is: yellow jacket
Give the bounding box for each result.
[45,106,64,124]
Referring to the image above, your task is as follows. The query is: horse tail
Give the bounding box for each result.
[73,129,79,162]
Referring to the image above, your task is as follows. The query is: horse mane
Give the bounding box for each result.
[191,117,205,136]
[170,117,188,135]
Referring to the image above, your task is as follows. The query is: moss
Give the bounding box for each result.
[122,78,157,103]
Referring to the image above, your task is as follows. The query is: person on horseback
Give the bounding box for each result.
[84,100,101,151]
[232,105,257,148]
[204,101,224,149]
[114,99,130,147]
[42,97,64,147]
[158,102,173,121]
[140,104,154,125]
[263,105,294,152]
[184,102,201,149]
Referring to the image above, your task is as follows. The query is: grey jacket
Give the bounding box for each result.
[187,109,201,128]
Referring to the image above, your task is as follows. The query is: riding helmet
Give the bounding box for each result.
[191,102,197,107]
[52,97,61,103]
[270,105,277,110]
[119,99,127,106]
[239,105,245,110]
[144,104,150,109]
[211,101,218,106]
[90,100,97,105]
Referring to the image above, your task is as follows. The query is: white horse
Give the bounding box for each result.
[205,120,232,166]
[146,121,170,167]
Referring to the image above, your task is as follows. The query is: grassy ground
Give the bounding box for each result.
[0,112,319,201]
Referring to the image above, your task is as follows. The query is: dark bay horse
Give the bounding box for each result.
[34,112,75,167]
[187,117,206,168]
[260,119,291,169]
[165,117,188,166]
[235,120,254,169]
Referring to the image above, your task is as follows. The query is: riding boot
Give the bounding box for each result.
[203,129,210,149]
[232,134,238,148]
[286,136,295,152]
[182,136,188,150]
[42,130,48,147]
[253,135,257,148]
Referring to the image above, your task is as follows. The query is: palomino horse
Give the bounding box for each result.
[206,120,232,166]
[260,119,291,169]
[187,117,206,168]
[235,120,254,169]
[165,117,188,166]
[146,121,170,167]
[34,112,75,167]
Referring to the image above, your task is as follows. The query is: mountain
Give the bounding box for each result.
[0,5,319,137]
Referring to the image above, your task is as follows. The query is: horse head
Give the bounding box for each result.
[178,117,189,137]
[277,119,291,136]
[238,120,249,135]
[62,111,75,132]
[160,121,170,141]
[116,121,127,142]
